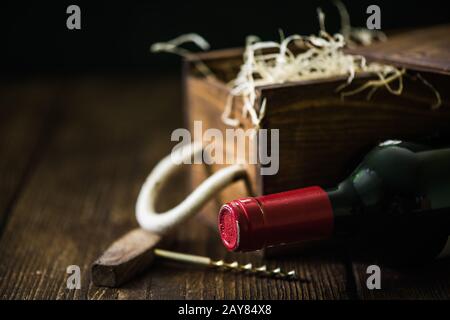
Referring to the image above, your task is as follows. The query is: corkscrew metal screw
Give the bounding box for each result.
[154,249,298,280]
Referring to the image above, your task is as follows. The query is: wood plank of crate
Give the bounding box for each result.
[346,24,450,75]
[0,76,351,299]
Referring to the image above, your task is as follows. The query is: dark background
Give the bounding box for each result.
[1,0,449,75]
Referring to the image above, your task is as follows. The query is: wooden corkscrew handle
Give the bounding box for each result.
[91,228,164,287]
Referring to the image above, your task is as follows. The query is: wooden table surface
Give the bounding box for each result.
[1,75,450,300]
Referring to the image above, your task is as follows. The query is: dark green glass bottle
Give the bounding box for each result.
[219,140,450,263]
[330,140,450,263]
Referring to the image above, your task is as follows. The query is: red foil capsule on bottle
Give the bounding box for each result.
[218,186,334,251]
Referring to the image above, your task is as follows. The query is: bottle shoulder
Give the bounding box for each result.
[350,145,420,205]
[347,141,450,216]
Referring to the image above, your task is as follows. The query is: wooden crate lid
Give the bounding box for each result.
[346,24,450,75]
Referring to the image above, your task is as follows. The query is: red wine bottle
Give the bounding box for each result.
[218,140,450,261]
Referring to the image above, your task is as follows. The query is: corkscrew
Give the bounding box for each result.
[92,229,302,287]
[153,248,298,280]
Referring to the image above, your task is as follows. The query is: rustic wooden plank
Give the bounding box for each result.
[0,75,183,299]
[0,79,60,232]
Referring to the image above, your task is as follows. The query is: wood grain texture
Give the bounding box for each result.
[0,76,183,299]
[0,79,61,232]
[258,72,450,195]
[91,229,163,287]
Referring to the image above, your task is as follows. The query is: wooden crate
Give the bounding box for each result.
[183,25,450,232]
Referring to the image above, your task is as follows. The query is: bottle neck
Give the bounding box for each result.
[218,184,360,252]
[327,179,362,238]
